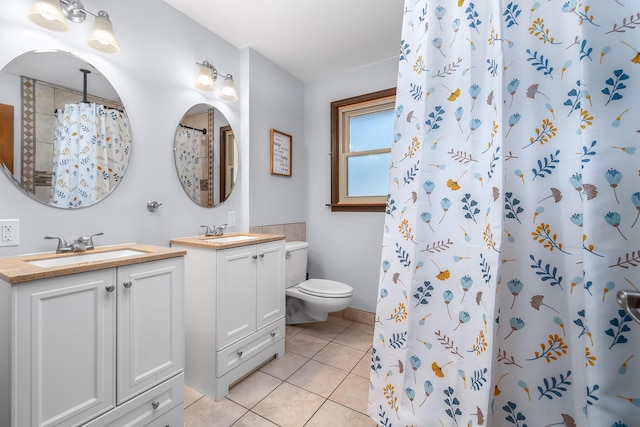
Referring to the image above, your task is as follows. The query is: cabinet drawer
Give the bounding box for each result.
[216,320,285,377]
[143,404,183,427]
[83,373,183,427]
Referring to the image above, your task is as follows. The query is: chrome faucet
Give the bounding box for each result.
[201,224,227,236]
[45,232,104,253]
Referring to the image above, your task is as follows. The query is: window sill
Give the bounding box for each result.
[326,203,385,213]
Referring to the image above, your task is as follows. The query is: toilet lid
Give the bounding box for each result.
[298,279,353,298]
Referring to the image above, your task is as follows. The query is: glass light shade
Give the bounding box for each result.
[195,65,216,91]
[87,11,120,54]
[28,0,70,31]
[219,75,238,102]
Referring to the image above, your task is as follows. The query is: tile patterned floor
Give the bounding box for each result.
[183,316,377,427]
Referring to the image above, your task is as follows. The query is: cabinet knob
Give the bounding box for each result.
[237,351,243,357]
[259,253,265,258]
[105,285,115,293]
[151,400,160,410]
[252,255,258,260]
[123,281,133,289]
[271,332,276,338]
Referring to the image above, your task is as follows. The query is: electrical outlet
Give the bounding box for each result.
[0,219,19,247]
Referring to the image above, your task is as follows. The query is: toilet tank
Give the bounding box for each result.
[285,241,309,288]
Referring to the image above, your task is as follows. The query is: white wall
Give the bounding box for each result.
[304,58,399,313]
[0,0,303,257]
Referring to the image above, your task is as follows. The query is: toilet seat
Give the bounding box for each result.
[297,279,353,298]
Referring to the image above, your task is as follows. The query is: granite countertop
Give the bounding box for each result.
[0,244,186,284]
[169,232,286,249]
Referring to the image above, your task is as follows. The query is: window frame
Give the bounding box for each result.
[330,88,396,212]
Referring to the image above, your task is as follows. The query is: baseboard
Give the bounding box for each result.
[329,307,375,326]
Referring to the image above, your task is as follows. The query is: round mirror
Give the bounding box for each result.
[174,104,237,207]
[0,50,131,208]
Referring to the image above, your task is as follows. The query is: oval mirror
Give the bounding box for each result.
[173,104,237,207]
[0,50,131,208]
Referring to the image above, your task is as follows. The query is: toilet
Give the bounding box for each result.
[285,241,353,324]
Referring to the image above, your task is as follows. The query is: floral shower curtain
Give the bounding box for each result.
[51,102,131,208]
[174,126,202,204]
[369,1,639,426]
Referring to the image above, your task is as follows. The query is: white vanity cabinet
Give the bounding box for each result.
[1,255,185,427]
[171,237,285,401]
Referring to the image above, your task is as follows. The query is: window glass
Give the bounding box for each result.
[349,109,394,152]
[347,153,391,197]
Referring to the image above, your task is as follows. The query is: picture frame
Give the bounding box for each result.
[270,128,292,176]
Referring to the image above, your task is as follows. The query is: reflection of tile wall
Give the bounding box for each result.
[249,222,306,242]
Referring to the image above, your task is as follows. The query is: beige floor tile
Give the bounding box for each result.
[285,324,306,340]
[259,351,308,380]
[287,359,348,397]
[252,382,325,427]
[231,411,278,427]
[312,342,365,372]
[285,332,329,358]
[325,316,354,328]
[184,395,247,427]
[351,352,372,379]
[302,321,348,341]
[184,385,203,408]
[348,321,375,334]
[227,371,282,409]
[329,373,371,415]
[306,400,377,427]
[332,328,374,352]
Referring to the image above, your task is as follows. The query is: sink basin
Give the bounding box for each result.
[27,249,147,268]
[205,235,260,244]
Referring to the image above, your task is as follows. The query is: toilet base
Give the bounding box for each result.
[285,297,329,324]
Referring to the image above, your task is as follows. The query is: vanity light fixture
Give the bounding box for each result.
[28,0,120,54]
[195,61,238,102]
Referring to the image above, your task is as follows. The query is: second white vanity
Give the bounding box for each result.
[0,244,186,427]
[170,233,286,400]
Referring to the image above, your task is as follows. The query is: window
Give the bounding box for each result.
[330,88,396,212]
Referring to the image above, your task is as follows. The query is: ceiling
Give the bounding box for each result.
[161,0,404,83]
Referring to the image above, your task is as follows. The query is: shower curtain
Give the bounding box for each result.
[174,126,203,204]
[369,1,639,426]
[51,102,131,208]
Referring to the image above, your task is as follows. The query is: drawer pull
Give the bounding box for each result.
[105,285,115,293]
[259,253,265,258]
[123,281,133,288]
[151,400,160,410]
[237,350,243,357]
[252,255,258,260]
[271,332,276,338]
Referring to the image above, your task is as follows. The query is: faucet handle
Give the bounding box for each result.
[44,236,69,253]
[201,225,214,236]
[84,232,104,250]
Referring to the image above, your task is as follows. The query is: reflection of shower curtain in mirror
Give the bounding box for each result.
[174,127,202,204]
[50,103,131,208]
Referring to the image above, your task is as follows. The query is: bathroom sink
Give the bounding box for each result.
[27,249,147,268]
[205,235,260,244]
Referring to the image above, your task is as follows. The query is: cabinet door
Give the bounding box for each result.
[216,246,257,350]
[117,258,184,404]
[256,241,285,329]
[13,269,116,427]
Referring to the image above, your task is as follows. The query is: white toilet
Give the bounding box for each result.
[285,241,353,324]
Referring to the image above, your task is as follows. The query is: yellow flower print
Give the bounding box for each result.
[585,347,596,367]
[446,169,467,191]
[431,259,450,281]
[431,360,453,377]
[442,84,460,101]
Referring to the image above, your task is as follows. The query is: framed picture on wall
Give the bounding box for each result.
[270,129,292,176]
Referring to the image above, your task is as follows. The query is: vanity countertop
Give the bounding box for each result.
[170,233,285,249]
[0,244,186,284]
